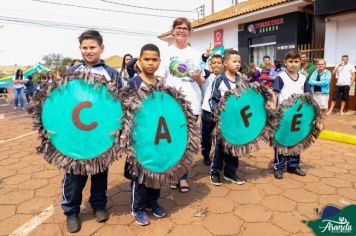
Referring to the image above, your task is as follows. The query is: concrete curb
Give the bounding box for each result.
[319,130,356,145]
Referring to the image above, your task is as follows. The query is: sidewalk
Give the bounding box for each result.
[324,111,356,136]
[0,112,355,236]
[322,112,356,144]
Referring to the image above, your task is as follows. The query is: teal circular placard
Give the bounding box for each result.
[274,98,315,147]
[132,91,188,173]
[42,79,123,159]
[220,87,267,145]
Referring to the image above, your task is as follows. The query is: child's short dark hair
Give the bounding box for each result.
[224,50,240,61]
[211,54,223,62]
[263,55,270,60]
[284,51,300,60]
[78,30,103,45]
[140,44,160,57]
[342,54,349,58]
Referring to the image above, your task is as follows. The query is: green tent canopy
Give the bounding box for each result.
[0,63,50,88]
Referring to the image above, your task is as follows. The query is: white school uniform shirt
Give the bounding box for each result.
[74,64,112,82]
[336,63,355,86]
[201,73,217,112]
[273,71,309,105]
[157,45,203,115]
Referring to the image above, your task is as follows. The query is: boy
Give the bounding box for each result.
[209,50,245,186]
[201,54,224,166]
[259,55,275,88]
[271,51,310,179]
[63,30,122,233]
[124,44,166,226]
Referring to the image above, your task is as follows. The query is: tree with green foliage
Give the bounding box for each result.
[42,53,73,70]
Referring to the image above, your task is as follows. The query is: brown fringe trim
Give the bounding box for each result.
[121,82,199,189]
[29,69,125,175]
[213,82,279,157]
[270,93,323,156]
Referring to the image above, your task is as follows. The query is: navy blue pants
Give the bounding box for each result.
[210,140,238,176]
[61,170,108,217]
[131,180,160,211]
[201,110,215,159]
[273,147,300,170]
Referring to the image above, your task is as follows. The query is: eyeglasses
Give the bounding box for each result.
[175,27,189,32]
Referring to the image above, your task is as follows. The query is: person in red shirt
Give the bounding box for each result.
[259,55,275,88]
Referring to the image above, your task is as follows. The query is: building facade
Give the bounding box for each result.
[159,0,313,67]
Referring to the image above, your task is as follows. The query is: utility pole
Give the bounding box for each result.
[196,4,205,20]
[211,0,214,14]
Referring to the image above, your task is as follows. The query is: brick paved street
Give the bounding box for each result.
[0,111,355,235]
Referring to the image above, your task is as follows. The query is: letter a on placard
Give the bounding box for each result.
[240,105,252,127]
[154,116,172,145]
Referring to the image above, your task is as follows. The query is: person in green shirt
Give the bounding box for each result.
[298,52,316,80]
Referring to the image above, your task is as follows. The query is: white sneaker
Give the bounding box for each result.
[223,175,245,185]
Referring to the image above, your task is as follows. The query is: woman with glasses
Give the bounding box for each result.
[157,17,204,193]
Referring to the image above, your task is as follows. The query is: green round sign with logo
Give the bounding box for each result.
[42,79,123,159]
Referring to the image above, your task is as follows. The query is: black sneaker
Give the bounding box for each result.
[274,169,283,179]
[94,209,109,222]
[66,216,81,233]
[288,168,306,176]
[210,174,222,186]
[223,174,245,185]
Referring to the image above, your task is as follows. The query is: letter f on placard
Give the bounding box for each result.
[240,105,252,127]
[155,116,172,145]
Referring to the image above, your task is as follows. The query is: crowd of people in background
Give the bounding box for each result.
[120,50,354,119]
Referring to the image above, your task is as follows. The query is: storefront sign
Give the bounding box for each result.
[253,18,285,34]
[214,29,223,47]
[255,18,285,29]
[277,44,296,50]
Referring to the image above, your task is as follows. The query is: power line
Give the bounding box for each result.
[0,16,159,36]
[99,0,195,13]
[32,0,194,20]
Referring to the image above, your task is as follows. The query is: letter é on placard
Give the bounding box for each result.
[240,105,252,127]
[154,116,172,145]
[291,104,303,132]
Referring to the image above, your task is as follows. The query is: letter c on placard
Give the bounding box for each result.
[72,101,98,131]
